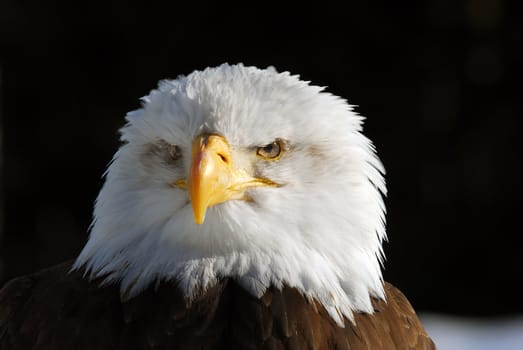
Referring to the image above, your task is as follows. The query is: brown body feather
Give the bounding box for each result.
[0,261,434,350]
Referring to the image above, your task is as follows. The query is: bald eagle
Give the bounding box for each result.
[0,64,434,349]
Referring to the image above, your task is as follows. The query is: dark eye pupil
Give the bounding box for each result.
[168,145,181,160]
[263,144,274,153]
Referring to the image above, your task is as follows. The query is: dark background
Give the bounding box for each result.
[1,1,521,317]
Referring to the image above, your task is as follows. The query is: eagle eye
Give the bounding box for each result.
[148,140,182,163]
[257,140,283,160]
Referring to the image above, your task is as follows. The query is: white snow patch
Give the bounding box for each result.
[421,313,523,350]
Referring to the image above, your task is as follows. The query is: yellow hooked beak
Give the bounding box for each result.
[188,134,279,224]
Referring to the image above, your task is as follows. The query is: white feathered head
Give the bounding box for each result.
[74,63,387,325]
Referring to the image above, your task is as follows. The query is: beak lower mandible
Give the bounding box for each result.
[189,134,238,224]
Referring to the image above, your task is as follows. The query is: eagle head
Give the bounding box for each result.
[74,64,387,325]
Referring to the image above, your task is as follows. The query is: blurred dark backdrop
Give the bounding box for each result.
[1,1,521,317]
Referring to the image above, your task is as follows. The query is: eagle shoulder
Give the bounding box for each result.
[346,282,436,350]
[0,261,123,350]
[0,273,35,349]
[234,281,436,350]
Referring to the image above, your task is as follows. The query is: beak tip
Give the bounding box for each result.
[193,210,206,225]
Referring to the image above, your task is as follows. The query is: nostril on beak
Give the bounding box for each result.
[217,153,228,164]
